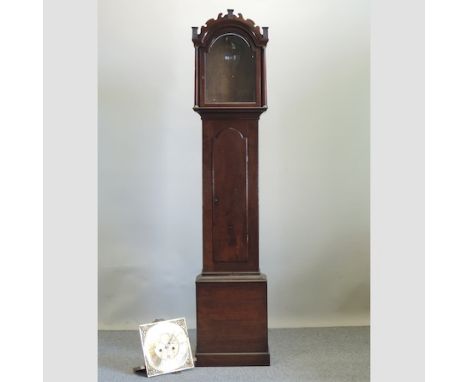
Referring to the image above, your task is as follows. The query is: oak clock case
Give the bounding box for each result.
[192,9,270,367]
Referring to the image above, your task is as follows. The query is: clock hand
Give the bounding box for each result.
[167,334,175,346]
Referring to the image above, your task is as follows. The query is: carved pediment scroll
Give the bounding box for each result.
[192,9,268,48]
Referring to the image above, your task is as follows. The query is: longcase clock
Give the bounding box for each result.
[191,9,270,367]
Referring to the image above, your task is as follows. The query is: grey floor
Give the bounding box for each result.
[99,327,369,382]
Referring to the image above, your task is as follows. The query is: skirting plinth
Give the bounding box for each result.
[195,273,270,366]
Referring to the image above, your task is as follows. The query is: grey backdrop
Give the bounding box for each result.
[98,0,369,330]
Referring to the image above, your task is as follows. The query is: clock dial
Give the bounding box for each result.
[139,319,194,376]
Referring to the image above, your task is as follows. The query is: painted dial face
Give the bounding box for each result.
[143,322,190,373]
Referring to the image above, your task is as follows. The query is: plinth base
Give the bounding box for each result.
[195,273,270,367]
[195,352,270,367]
